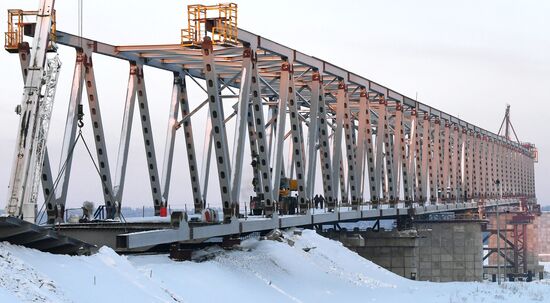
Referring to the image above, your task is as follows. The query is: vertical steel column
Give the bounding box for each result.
[503,143,510,197]
[523,151,530,197]
[439,122,449,202]
[41,150,55,218]
[521,151,526,196]
[53,52,84,221]
[134,65,164,214]
[494,139,502,198]
[466,131,475,201]
[489,138,496,199]
[430,119,441,203]
[527,154,532,197]
[524,152,529,196]
[113,64,137,208]
[247,104,262,196]
[230,47,253,206]
[511,147,516,196]
[523,151,528,197]
[306,74,320,201]
[401,122,412,204]
[331,81,347,208]
[200,114,212,205]
[419,114,431,204]
[178,76,204,212]
[441,122,451,202]
[288,136,295,180]
[531,154,535,197]
[355,89,368,202]
[531,153,535,197]
[475,134,483,199]
[339,160,347,203]
[499,142,505,197]
[313,73,334,206]
[523,150,529,196]
[449,126,459,202]
[83,53,116,218]
[503,142,509,195]
[162,74,203,212]
[249,53,274,214]
[6,0,56,221]
[201,38,233,221]
[406,110,418,205]
[516,147,524,196]
[490,138,497,199]
[413,114,423,204]
[343,92,360,208]
[267,106,277,169]
[383,103,396,206]
[520,150,526,196]
[523,152,528,197]
[514,148,520,196]
[481,136,488,199]
[507,145,513,197]
[517,147,525,196]
[392,104,404,205]
[373,95,387,207]
[160,74,180,208]
[364,94,377,204]
[510,144,515,197]
[287,67,308,213]
[515,148,521,196]
[457,129,466,201]
[272,61,290,205]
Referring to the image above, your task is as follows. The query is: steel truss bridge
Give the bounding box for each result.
[2,1,538,251]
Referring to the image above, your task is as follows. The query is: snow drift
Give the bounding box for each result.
[0,229,548,302]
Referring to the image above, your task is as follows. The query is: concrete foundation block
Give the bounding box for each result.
[441,254,453,262]
[441,262,453,269]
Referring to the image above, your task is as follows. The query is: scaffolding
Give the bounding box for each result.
[4,8,56,53]
[181,3,238,46]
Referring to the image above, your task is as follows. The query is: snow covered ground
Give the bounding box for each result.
[0,230,549,302]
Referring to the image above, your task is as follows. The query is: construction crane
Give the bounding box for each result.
[4,1,59,222]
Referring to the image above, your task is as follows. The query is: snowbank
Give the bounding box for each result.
[0,229,549,302]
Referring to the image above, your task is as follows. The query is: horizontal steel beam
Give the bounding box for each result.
[50,30,530,153]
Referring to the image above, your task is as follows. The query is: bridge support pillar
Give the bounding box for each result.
[321,228,419,279]
[320,218,486,282]
[414,219,484,282]
[484,209,543,280]
[536,212,550,264]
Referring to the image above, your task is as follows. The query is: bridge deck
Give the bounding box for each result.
[116,200,517,249]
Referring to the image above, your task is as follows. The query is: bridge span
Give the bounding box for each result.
[1,1,538,255]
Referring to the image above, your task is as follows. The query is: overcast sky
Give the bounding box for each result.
[0,0,548,210]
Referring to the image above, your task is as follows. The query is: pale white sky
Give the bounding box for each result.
[0,0,548,210]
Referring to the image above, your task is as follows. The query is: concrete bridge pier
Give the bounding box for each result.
[320,217,486,282]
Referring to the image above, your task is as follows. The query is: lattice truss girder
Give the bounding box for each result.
[5,8,538,222]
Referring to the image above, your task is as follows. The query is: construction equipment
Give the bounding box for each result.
[181,3,238,46]
[279,177,299,215]
[249,177,298,216]
[5,8,57,53]
[4,0,59,223]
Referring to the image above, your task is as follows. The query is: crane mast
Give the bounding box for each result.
[5,0,58,222]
